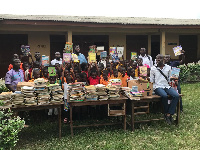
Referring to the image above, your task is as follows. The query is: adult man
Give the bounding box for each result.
[51,52,62,65]
[164,50,185,67]
[150,54,179,125]
[5,58,24,92]
[138,48,154,68]
[164,50,185,112]
[73,44,87,64]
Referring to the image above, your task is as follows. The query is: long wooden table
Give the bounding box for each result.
[128,95,181,131]
[0,103,62,138]
[68,97,127,136]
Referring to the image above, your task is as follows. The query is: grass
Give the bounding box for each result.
[15,83,200,150]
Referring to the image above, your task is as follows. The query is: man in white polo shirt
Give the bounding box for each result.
[150,54,179,125]
[138,48,153,68]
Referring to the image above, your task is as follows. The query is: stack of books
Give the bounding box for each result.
[0,92,12,107]
[34,78,49,104]
[68,82,85,101]
[85,85,98,101]
[95,84,108,100]
[21,86,37,105]
[107,85,120,99]
[48,83,63,103]
[11,91,25,106]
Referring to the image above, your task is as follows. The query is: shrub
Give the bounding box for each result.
[0,102,25,149]
[0,78,9,94]
[178,62,200,82]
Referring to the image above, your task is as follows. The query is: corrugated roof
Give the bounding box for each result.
[0,14,200,25]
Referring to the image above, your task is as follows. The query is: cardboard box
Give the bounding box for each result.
[128,80,153,97]
[17,82,34,91]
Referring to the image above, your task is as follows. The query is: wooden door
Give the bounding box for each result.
[179,35,197,63]
[126,35,148,60]
[0,34,28,78]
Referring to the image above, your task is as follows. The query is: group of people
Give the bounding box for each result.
[5,44,185,125]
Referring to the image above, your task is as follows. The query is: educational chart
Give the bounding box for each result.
[139,66,147,76]
[42,55,49,66]
[117,47,124,58]
[21,45,30,56]
[48,67,56,76]
[131,52,137,60]
[170,67,180,78]
[64,42,73,53]
[173,45,182,56]
[63,53,71,63]
[109,47,117,55]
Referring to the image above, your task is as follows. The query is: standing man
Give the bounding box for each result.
[150,54,179,125]
[51,52,62,65]
[164,50,185,112]
[73,44,87,64]
[138,48,154,68]
[5,58,24,92]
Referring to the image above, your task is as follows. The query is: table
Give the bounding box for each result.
[68,97,127,136]
[0,103,62,138]
[128,95,181,131]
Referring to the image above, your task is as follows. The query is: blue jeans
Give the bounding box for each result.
[155,87,179,115]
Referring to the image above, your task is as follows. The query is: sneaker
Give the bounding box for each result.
[164,114,172,125]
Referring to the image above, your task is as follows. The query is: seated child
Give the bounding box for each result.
[110,69,121,80]
[129,68,137,80]
[81,62,88,77]
[42,67,48,80]
[80,72,89,85]
[120,67,129,87]
[100,70,109,86]
[88,63,100,85]
[29,68,40,82]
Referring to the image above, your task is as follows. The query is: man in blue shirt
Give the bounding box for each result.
[164,50,185,112]
[74,44,87,64]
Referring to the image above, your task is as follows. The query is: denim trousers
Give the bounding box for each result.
[155,87,179,115]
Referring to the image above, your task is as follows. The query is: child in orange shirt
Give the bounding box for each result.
[100,70,109,86]
[120,67,129,87]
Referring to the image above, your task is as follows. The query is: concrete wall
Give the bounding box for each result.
[28,32,50,59]
[109,33,126,59]
[165,33,179,59]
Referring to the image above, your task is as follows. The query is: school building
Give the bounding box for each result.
[1,14,200,77]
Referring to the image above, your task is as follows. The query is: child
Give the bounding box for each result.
[129,68,137,80]
[120,67,129,87]
[81,62,88,77]
[110,69,121,80]
[42,67,48,80]
[88,63,100,85]
[28,68,40,82]
[80,72,89,85]
[98,63,104,75]
[23,62,30,82]
[100,70,109,86]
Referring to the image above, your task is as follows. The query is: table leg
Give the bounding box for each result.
[58,106,61,138]
[131,101,135,131]
[124,102,126,130]
[176,97,180,125]
[70,106,73,136]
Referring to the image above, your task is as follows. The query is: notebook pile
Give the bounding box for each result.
[11,91,24,106]
[95,84,108,100]
[68,82,85,101]
[48,83,63,103]
[34,78,49,104]
[85,85,98,101]
[21,86,37,105]
[0,92,12,107]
